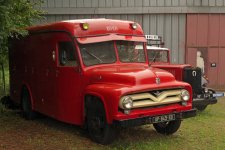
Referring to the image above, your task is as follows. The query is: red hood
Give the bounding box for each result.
[85,64,176,86]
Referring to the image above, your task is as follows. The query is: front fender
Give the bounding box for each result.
[83,81,193,124]
[84,84,124,124]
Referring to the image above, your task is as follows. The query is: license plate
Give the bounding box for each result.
[213,93,224,97]
[152,114,175,123]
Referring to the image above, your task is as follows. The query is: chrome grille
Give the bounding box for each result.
[120,89,183,109]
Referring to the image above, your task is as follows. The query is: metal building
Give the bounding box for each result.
[35,0,225,88]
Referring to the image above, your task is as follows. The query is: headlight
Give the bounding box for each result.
[120,96,133,109]
[180,90,190,101]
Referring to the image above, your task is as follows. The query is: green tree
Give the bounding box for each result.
[0,0,43,95]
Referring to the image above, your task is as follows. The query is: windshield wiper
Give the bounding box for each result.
[149,54,157,67]
[82,48,103,63]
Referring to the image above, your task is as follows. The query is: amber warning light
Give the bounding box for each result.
[80,23,89,30]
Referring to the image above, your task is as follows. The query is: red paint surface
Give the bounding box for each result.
[9,19,193,126]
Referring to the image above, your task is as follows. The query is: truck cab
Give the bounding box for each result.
[144,35,223,111]
[9,19,196,144]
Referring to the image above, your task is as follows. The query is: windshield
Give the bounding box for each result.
[79,41,146,66]
[117,41,145,63]
[147,50,169,63]
[79,41,116,66]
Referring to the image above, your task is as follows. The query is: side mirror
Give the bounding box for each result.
[60,50,67,66]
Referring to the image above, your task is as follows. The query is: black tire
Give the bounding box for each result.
[86,99,118,145]
[196,105,207,111]
[196,88,215,111]
[21,88,37,120]
[153,120,181,135]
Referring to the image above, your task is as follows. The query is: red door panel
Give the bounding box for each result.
[219,15,225,47]
[208,15,219,47]
[186,14,197,47]
[196,14,208,47]
[207,48,219,87]
[186,48,197,66]
[55,34,82,125]
[218,48,225,89]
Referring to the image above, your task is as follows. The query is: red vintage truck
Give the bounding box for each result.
[9,19,196,144]
[144,35,224,111]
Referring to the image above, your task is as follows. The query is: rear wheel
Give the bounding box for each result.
[153,120,181,135]
[21,88,37,120]
[86,98,118,145]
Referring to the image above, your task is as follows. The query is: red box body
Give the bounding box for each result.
[9,19,193,126]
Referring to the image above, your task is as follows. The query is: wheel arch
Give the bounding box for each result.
[83,92,111,124]
[20,83,35,110]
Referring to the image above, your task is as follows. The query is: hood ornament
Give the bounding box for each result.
[154,91,161,96]
[156,77,160,84]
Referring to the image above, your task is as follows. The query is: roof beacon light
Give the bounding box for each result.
[131,23,138,30]
[81,23,89,30]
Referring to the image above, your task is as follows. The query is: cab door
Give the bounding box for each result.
[56,33,83,124]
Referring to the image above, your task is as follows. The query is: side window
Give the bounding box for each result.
[58,42,77,66]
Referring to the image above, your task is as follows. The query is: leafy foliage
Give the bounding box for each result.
[0,0,43,63]
[0,0,43,96]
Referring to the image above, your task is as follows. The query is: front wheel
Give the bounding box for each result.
[196,105,207,111]
[86,99,118,145]
[21,88,37,120]
[153,120,181,135]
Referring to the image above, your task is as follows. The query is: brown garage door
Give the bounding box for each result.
[186,14,225,89]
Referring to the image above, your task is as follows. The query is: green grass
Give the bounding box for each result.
[0,70,225,149]
[0,97,225,150]
[110,101,225,150]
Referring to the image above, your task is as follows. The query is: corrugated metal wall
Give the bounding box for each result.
[33,0,225,65]
[142,14,186,64]
[37,0,225,8]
